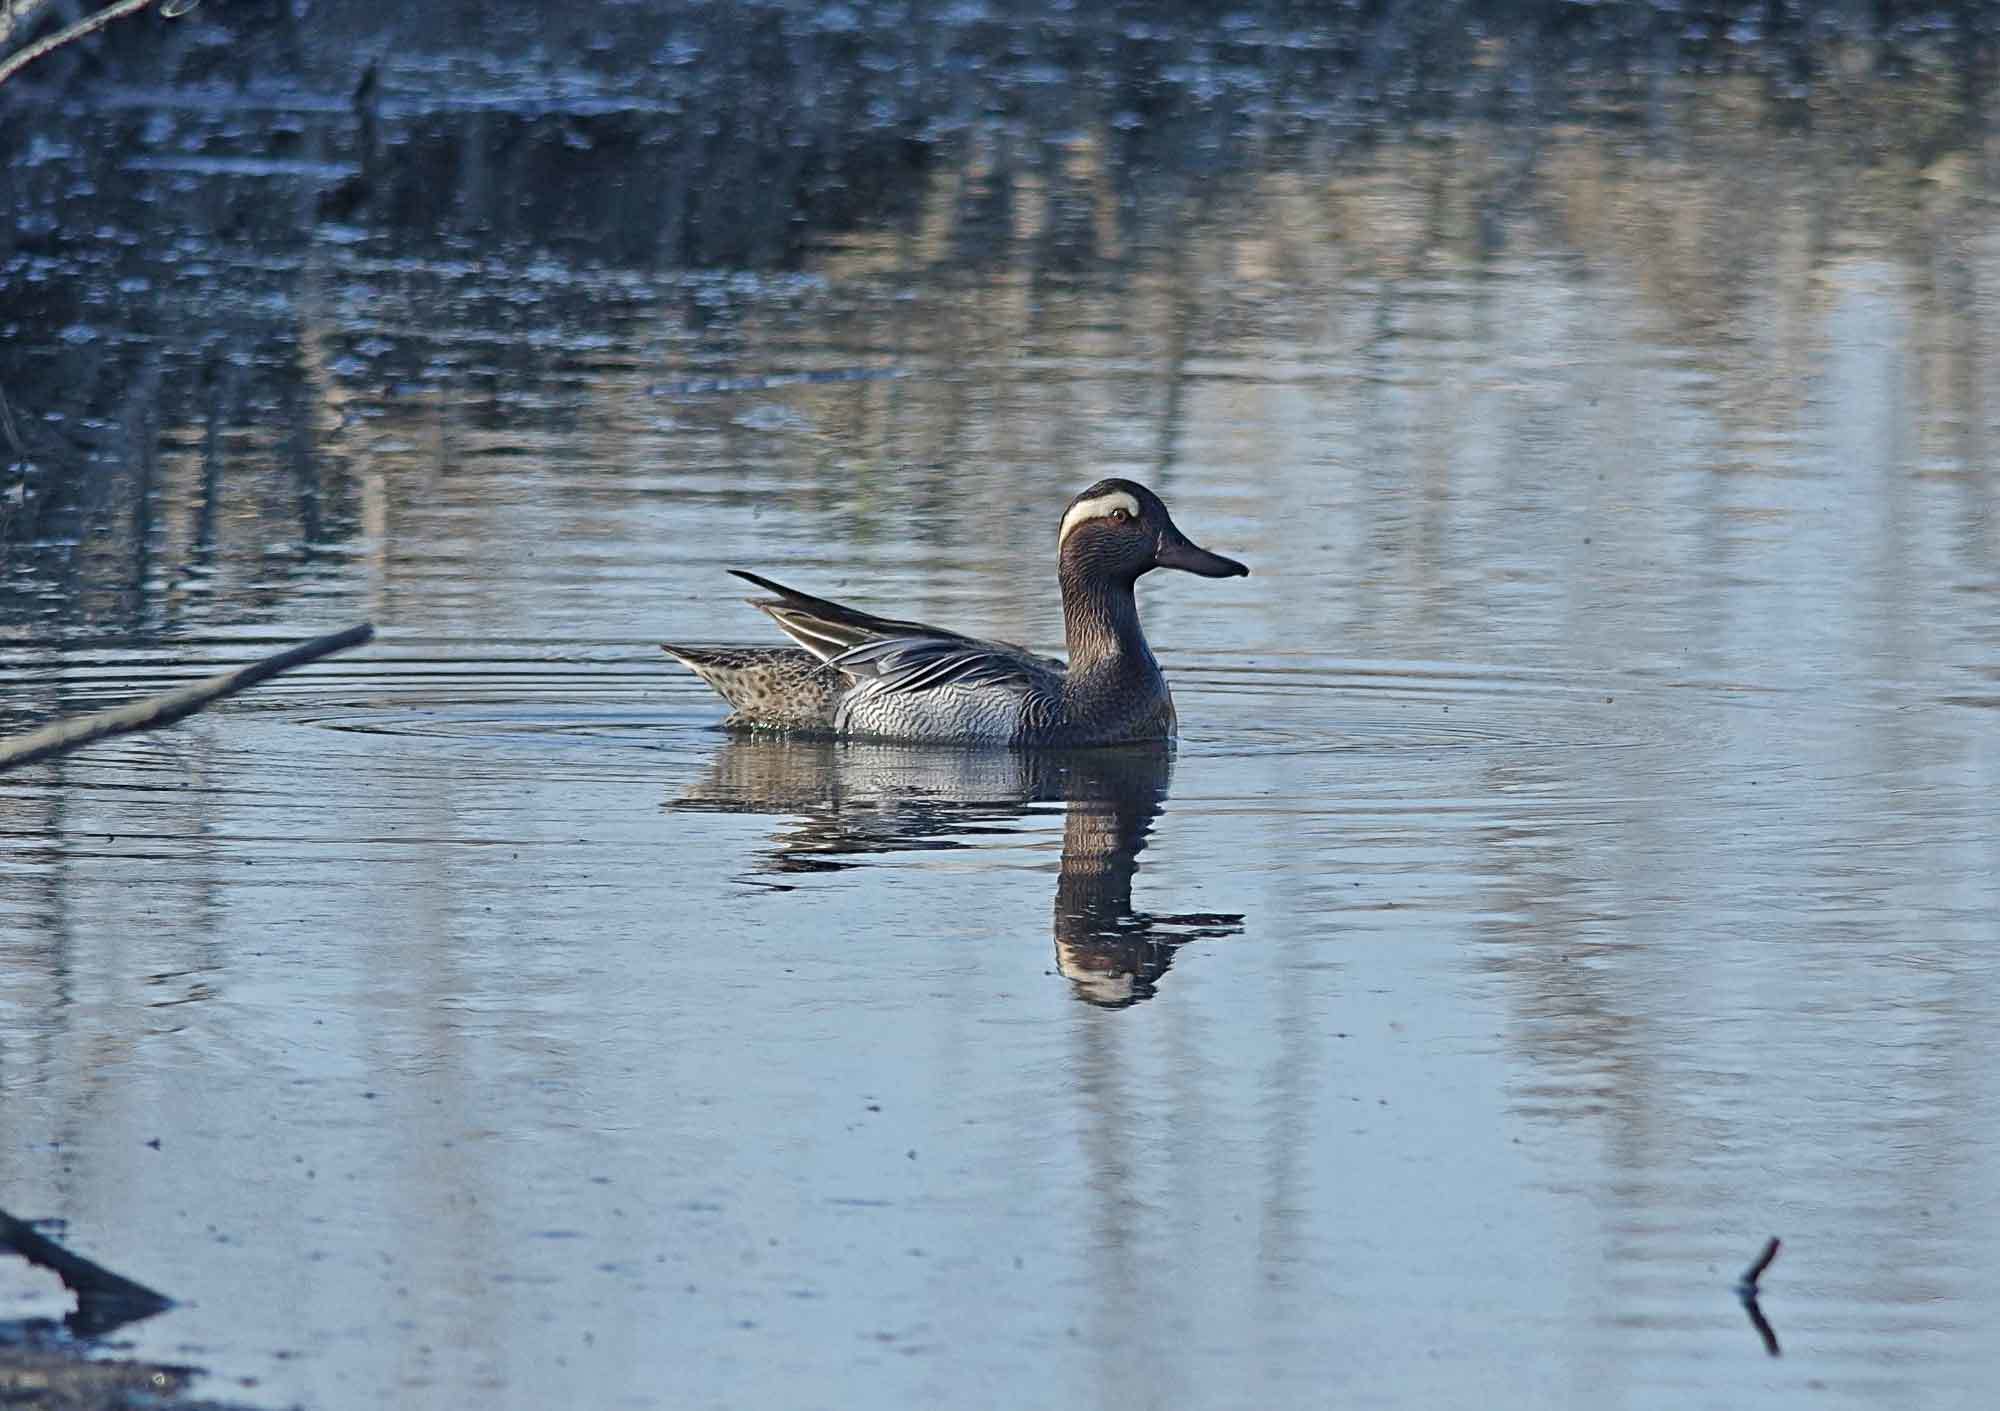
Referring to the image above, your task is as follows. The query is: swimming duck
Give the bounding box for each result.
[661,479,1248,745]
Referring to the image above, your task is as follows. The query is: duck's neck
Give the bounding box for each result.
[1060,563,1158,683]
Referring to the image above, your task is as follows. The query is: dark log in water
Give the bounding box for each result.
[0,623,374,773]
[0,1206,171,1331]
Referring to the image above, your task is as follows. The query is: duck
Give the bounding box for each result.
[661,478,1248,745]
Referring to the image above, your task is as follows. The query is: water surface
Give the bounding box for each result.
[5,8,2000,1408]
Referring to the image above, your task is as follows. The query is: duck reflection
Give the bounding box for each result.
[673,736,1243,1007]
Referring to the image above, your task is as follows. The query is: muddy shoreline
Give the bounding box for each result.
[0,1344,248,1411]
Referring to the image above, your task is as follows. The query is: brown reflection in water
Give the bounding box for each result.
[1047,749,1244,1008]
[13,69,2000,652]
[672,736,1242,1007]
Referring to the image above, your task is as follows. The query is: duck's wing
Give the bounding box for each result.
[832,634,1062,697]
[730,569,976,663]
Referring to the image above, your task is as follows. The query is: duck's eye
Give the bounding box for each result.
[1109,508,1133,524]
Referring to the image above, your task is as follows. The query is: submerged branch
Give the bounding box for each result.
[0,381,23,457]
[0,622,374,772]
[0,0,58,54]
[0,0,165,91]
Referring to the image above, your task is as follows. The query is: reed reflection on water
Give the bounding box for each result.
[675,737,1244,1007]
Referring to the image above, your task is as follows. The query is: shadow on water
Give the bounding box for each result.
[673,735,1243,1007]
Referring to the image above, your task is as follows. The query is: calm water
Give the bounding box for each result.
[5,7,2000,1407]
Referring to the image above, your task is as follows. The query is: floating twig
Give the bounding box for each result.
[0,622,374,772]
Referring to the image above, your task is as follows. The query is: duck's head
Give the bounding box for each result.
[1057,479,1249,584]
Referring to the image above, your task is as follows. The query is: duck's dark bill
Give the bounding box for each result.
[1156,536,1250,578]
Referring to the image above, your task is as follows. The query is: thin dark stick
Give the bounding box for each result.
[0,1206,170,1320]
[1742,1291,1781,1358]
[0,622,373,772]
[1734,1235,1783,1358]
[1738,1236,1781,1292]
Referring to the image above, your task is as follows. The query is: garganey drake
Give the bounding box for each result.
[661,479,1248,745]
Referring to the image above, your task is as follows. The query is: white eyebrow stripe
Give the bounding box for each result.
[1058,490,1141,546]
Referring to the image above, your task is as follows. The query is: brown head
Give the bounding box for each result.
[1056,479,1249,585]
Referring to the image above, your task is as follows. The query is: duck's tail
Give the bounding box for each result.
[660,644,842,731]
